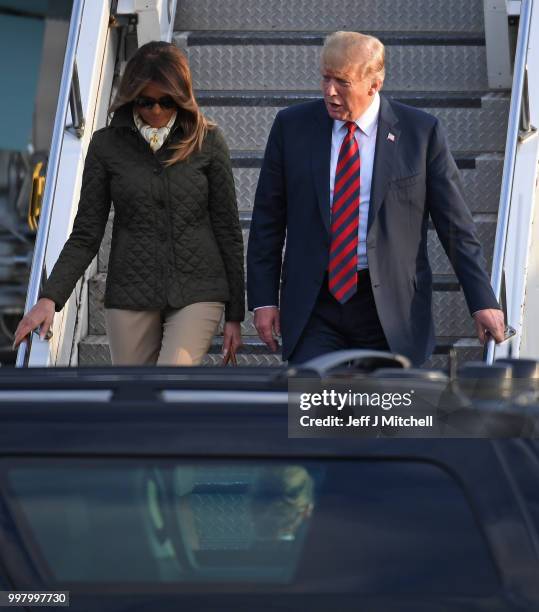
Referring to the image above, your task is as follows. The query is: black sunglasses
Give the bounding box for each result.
[134,95,177,110]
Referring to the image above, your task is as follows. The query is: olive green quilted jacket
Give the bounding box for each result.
[41,105,245,321]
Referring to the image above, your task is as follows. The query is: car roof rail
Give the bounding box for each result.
[284,350,411,378]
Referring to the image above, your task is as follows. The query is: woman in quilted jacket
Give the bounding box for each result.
[14,41,244,366]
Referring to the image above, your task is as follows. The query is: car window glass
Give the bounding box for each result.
[0,459,498,594]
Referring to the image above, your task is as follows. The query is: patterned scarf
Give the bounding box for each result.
[133,109,177,151]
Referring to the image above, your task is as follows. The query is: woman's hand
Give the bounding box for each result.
[12,298,56,350]
[222,321,242,360]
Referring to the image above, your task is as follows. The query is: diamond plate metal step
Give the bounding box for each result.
[78,333,483,370]
[78,335,284,367]
[187,32,486,46]
[80,0,501,370]
[231,151,503,214]
[428,216,497,275]
[199,93,509,153]
[97,209,495,278]
[96,152,501,275]
[175,0,484,34]
[89,273,477,338]
[200,90,490,107]
[425,340,484,370]
[179,31,488,92]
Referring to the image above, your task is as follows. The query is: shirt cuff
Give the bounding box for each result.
[471,308,502,317]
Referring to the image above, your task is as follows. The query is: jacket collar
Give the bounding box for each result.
[311,100,333,234]
[311,94,399,235]
[109,103,136,128]
[367,94,401,233]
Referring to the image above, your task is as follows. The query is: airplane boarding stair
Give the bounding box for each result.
[82,0,508,368]
[17,0,539,368]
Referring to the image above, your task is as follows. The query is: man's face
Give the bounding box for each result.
[321,62,377,121]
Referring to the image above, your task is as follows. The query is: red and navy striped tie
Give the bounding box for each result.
[328,121,361,303]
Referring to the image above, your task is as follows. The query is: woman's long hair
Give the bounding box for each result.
[109,41,213,165]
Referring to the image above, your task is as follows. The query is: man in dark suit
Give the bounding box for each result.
[247,31,505,366]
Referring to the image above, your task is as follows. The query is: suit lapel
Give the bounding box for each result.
[311,102,333,234]
[368,95,400,233]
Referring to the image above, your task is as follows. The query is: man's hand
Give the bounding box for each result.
[254,306,280,352]
[473,308,505,344]
[13,298,55,349]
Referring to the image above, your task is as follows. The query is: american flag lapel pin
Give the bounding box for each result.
[387,132,395,142]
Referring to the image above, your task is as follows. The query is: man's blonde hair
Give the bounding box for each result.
[321,31,385,84]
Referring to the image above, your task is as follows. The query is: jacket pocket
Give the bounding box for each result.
[391,173,424,189]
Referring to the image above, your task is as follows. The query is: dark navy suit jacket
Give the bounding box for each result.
[247,95,499,365]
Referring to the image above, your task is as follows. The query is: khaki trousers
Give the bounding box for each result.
[104,302,224,366]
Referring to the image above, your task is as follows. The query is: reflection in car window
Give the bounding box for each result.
[1,459,498,594]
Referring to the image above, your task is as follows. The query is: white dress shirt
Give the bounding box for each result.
[254,94,380,310]
[330,92,380,270]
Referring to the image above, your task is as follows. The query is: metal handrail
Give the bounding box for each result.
[485,0,535,364]
[519,67,538,142]
[68,62,85,138]
[16,0,86,367]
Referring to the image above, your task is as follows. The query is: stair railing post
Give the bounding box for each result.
[485,0,534,364]
[16,0,86,367]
